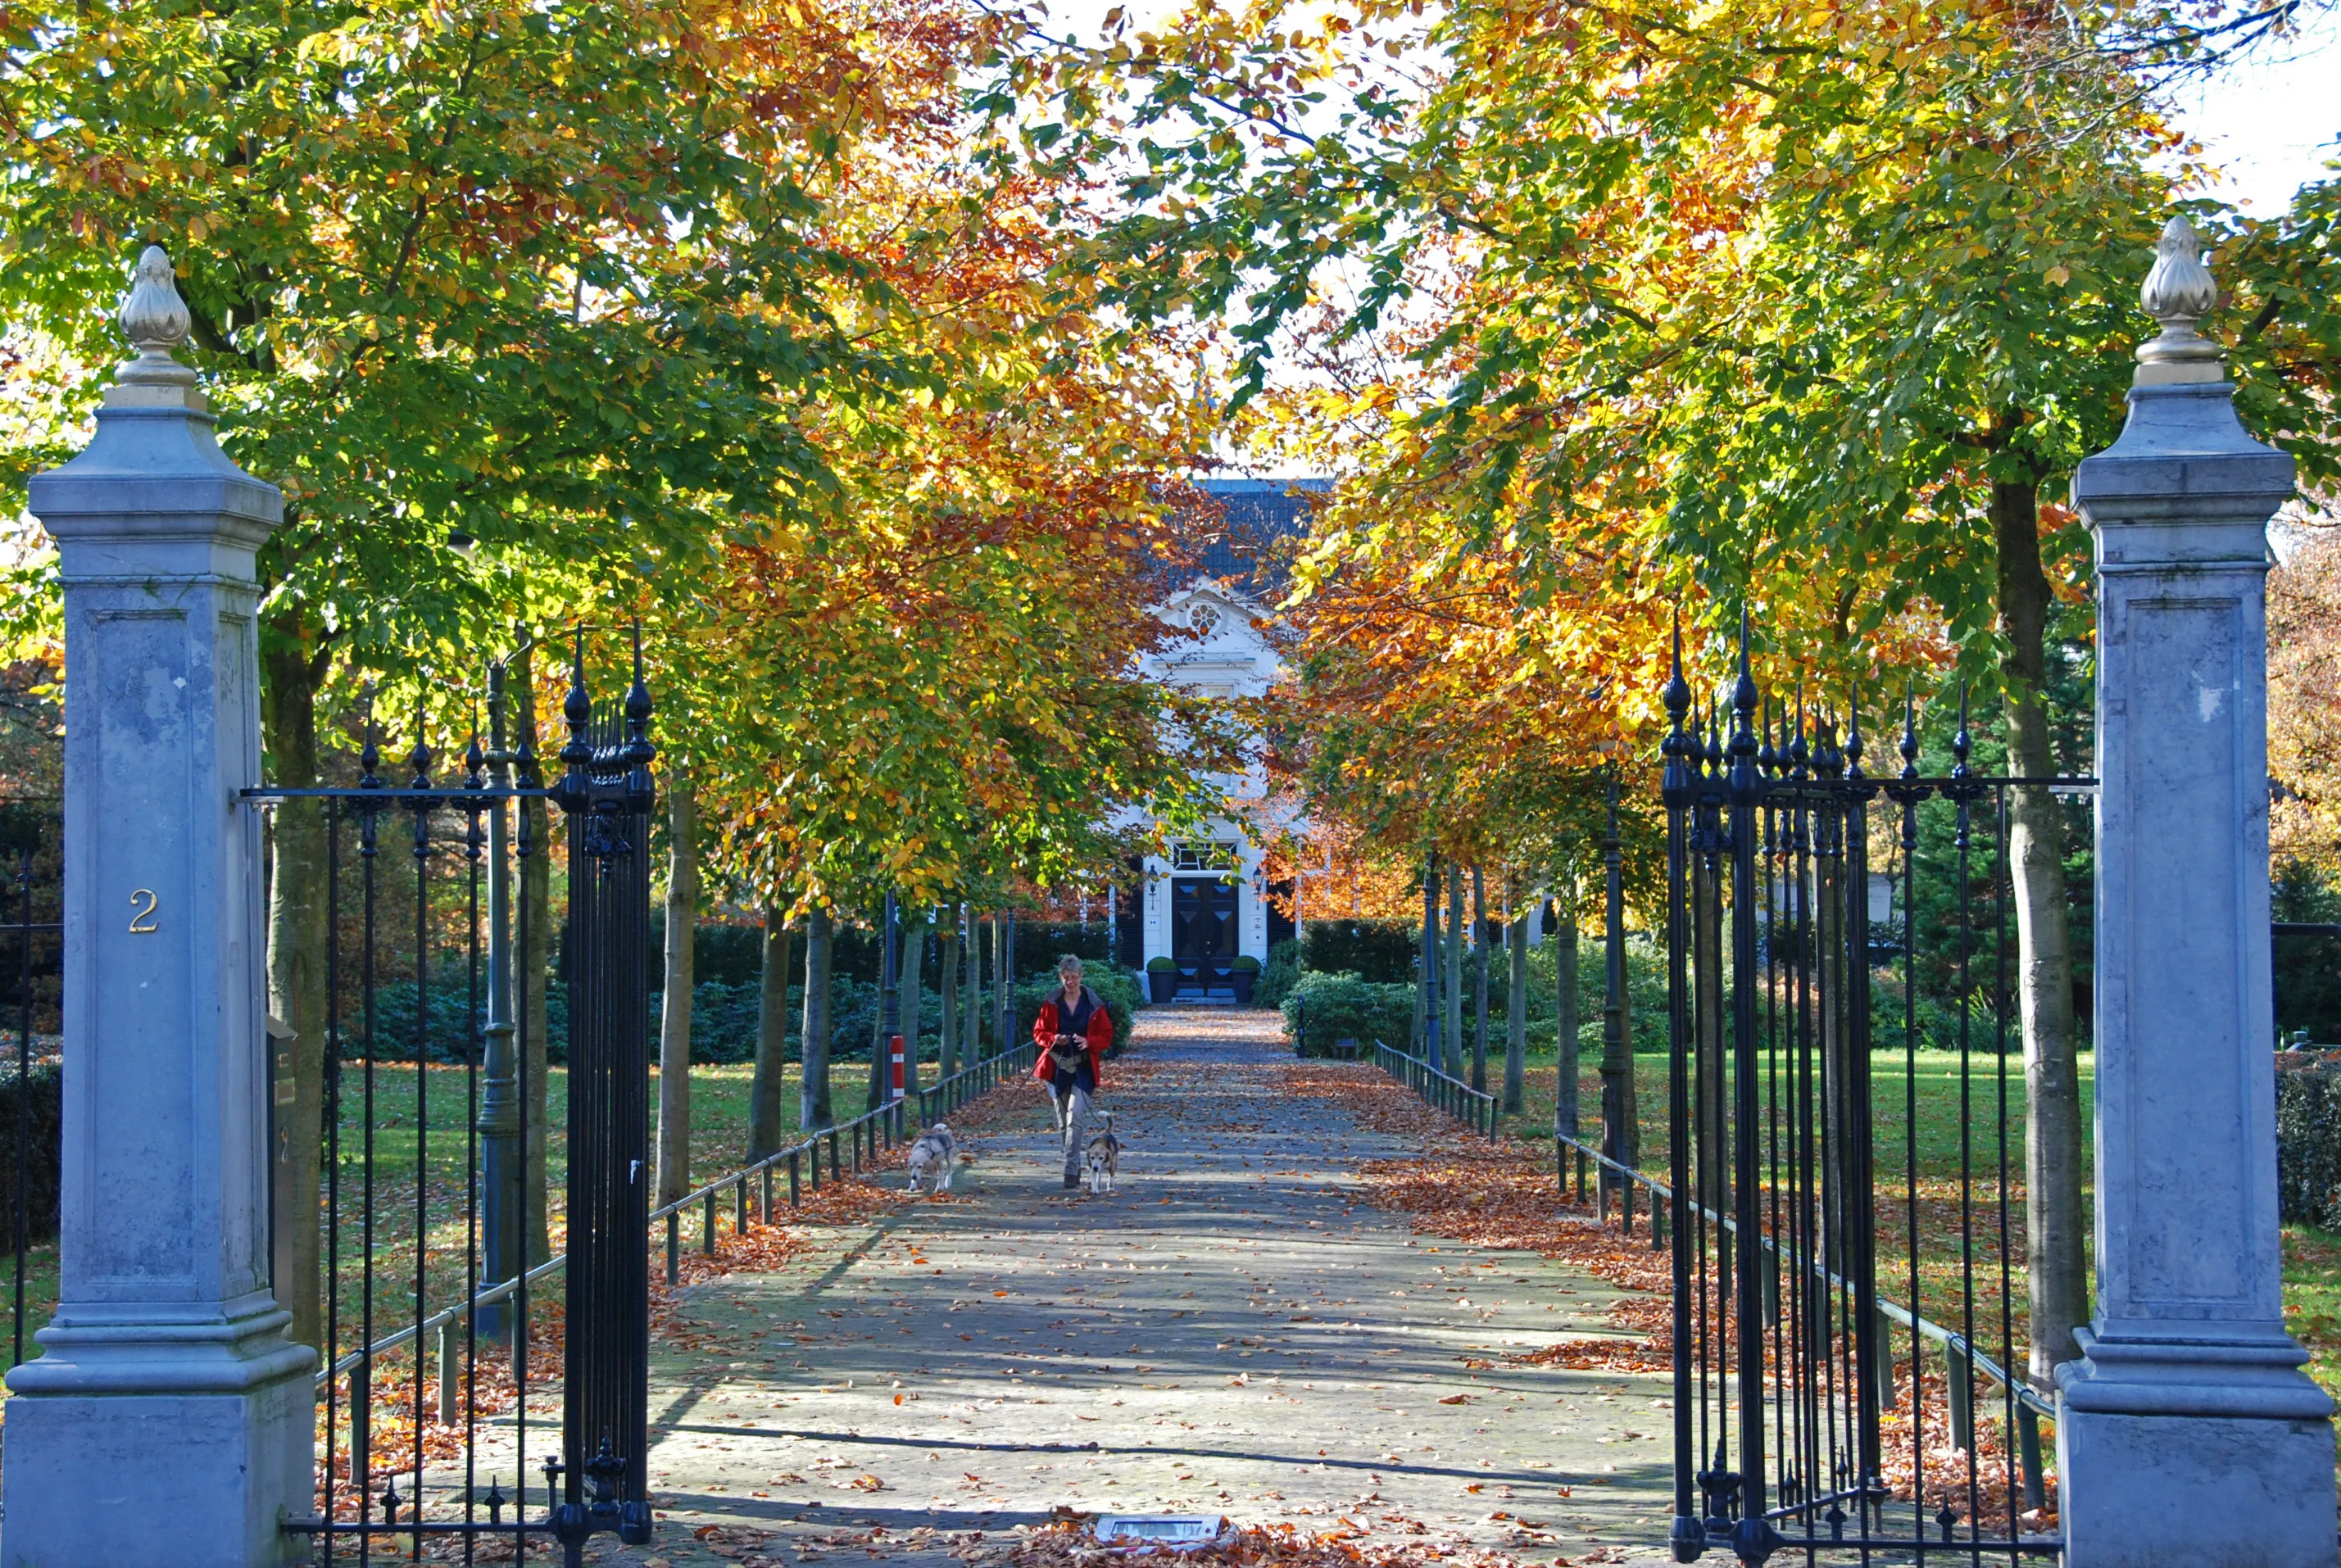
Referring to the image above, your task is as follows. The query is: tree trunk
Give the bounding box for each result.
[902,910,927,1099]
[748,900,792,1162]
[516,650,552,1266]
[1599,818,1638,1184]
[1555,881,1581,1138]
[656,770,697,1208]
[1995,477,2088,1383]
[1504,890,1527,1114]
[261,634,329,1356]
[867,905,890,1113]
[1471,863,1490,1092]
[996,913,1016,1049]
[1415,862,1436,1056]
[1444,863,1466,1079]
[963,906,981,1064]
[938,912,960,1081]
[988,912,1005,1053]
[801,906,834,1129]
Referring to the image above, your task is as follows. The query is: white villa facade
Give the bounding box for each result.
[1115,478,1324,999]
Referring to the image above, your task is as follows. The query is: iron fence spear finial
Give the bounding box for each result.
[409,702,433,791]
[561,627,592,771]
[360,685,383,790]
[1733,606,1757,718]
[624,619,655,767]
[1899,685,1919,781]
[1790,681,1809,776]
[1663,610,1690,723]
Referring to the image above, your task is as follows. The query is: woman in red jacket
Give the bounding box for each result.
[1032,955,1114,1189]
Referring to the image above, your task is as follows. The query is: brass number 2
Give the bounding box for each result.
[128,888,159,934]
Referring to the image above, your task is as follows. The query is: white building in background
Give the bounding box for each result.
[1115,478,1325,999]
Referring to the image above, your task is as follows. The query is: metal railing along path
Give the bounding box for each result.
[318,1039,1041,1400]
[1372,1040,1498,1140]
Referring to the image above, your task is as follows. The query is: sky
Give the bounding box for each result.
[2172,7,2341,213]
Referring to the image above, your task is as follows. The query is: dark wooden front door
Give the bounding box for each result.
[1171,877,1239,994]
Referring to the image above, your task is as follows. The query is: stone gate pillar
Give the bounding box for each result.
[2057,218,2336,1566]
[2,248,313,1566]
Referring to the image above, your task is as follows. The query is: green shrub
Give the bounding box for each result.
[1146,955,1177,972]
[365,972,571,1063]
[1281,972,1413,1057]
[1257,940,1304,1011]
[1501,932,1671,1057]
[1867,972,2007,1054]
[1231,954,1260,974]
[2279,1063,2341,1227]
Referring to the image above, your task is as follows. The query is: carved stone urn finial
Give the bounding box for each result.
[2134,215,2223,386]
[114,243,198,393]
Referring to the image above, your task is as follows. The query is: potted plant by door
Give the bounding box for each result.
[1146,955,1180,1004]
[1229,954,1261,1005]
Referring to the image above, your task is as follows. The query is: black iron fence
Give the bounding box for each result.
[0,798,60,1377]
[1661,639,2075,1565]
[252,637,656,1567]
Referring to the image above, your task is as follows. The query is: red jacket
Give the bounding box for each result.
[1032,986,1113,1086]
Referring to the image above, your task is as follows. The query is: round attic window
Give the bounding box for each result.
[1190,602,1222,637]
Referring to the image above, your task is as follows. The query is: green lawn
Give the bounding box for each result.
[2284,1224,2341,1403]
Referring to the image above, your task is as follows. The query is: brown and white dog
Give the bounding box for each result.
[1083,1113,1121,1195]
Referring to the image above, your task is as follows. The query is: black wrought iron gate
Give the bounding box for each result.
[1661,631,2063,1566]
[265,634,656,1565]
[550,640,657,1557]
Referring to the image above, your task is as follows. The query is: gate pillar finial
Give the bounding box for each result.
[4,244,314,1566]
[2057,215,2334,1568]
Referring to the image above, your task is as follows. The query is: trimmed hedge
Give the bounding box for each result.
[1300,920,1418,984]
[2279,1062,2341,1227]
[0,1057,61,1240]
[1279,972,1414,1057]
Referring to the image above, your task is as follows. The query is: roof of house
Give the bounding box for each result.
[1192,478,1329,595]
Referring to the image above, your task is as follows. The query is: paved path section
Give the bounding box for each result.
[624,1009,1672,1567]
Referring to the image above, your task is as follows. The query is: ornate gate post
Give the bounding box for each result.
[2057,218,2334,1566]
[2,247,313,1566]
